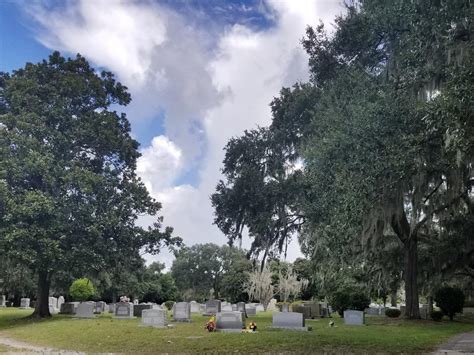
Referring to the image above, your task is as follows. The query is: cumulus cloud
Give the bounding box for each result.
[24,0,344,266]
[137,135,183,194]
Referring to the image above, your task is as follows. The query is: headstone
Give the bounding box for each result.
[114,302,135,319]
[281,303,290,312]
[222,303,233,312]
[0,295,6,307]
[216,311,245,332]
[134,303,153,317]
[419,304,429,320]
[246,305,257,316]
[57,296,65,312]
[133,299,139,305]
[231,304,237,311]
[173,302,191,322]
[463,307,474,315]
[319,302,329,317]
[19,298,30,309]
[60,302,78,314]
[271,312,308,331]
[256,304,265,313]
[108,303,115,313]
[344,310,365,326]
[95,301,107,314]
[141,309,168,328]
[48,297,57,308]
[190,301,200,313]
[305,303,320,319]
[236,302,247,317]
[75,302,95,318]
[293,304,312,319]
[203,299,221,316]
[267,298,277,311]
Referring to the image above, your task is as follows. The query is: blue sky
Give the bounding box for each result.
[0,0,343,266]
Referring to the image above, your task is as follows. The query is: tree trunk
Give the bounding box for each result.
[403,237,420,319]
[31,270,51,318]
[391,288,398,307]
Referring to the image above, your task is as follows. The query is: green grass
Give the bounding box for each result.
[0,308,473,353]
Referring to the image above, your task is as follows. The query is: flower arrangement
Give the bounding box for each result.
[205,316,216,332]
[119,295,130,303]
[248,321,257,332]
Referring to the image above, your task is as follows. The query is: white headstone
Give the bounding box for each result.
[19,298,30,309]
[0,295,6,307]
[222,304,233,312]
[236,302,246,317]
[141,309,168,328]
[271,312,308,330]
[95,301,106,313]
[114,302,135,319]
[75,302,95,318]
[190,301,200,313]
[267,298,277,311]
[344,310,365,325]
[173,302,191,322]
[57,296,65,312]
[216,311,245,332]
[246,305,257,316]
[203,299,221,315]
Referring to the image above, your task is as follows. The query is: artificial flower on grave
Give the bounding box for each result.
[205,316,216,332]
[248,321,257,332]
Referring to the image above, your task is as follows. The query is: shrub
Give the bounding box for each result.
[69,278,95,302]
[434,287,465,321]
[385,308,401,318]
[350,293,371,311]
[431,310,444,321]
[330,291,370,317]
[330,291,352,317]
[164,300,175,310]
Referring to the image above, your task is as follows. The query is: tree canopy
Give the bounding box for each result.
[212,0,473,318]
[0,52,180,317]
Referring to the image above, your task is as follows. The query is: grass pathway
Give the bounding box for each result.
[0,331,84,353]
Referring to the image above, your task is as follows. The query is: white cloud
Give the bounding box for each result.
[25,0,344,267]
[137,135,182,194]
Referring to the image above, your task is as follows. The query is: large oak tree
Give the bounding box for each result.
[0,52,180,317]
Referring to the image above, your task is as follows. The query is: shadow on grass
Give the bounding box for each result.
[0,308,108,332]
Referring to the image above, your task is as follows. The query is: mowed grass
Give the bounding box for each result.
[0,308,473,353]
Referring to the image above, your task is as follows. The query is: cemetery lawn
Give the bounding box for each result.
[1,308,474,353]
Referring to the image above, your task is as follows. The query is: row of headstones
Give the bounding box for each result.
[200,300,265,316]
[290,302,332,319]
[0,296,65,312]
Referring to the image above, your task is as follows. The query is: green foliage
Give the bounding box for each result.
[69,278,95,302]
[435,287,465,321]
[330,290,370,317]
[0,256,36,299]
[0,52,180,316]
[431,310,444,322]
[350,293,371,312]
[164,300,174,310]
[171,243,251,302]
[385,308,401,318]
